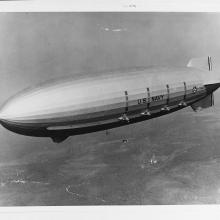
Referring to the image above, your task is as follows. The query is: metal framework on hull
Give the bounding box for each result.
[117,81,205,122]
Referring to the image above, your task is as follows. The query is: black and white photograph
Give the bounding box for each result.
[1,5,220,217]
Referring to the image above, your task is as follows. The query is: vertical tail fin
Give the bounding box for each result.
[187,56,212,71]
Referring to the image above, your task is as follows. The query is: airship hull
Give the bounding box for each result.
[0,66,219,142]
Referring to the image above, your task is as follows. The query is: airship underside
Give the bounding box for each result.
[0,57,219,143]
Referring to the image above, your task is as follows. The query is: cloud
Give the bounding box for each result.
[101,26,127,32]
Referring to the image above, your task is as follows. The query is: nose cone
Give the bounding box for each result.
[0,83,72,123]
[0,90,48,122]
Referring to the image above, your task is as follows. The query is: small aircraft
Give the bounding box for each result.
[0,56,219,143]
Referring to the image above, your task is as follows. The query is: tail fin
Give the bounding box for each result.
[191,93,214,111]
[187,56,212,71]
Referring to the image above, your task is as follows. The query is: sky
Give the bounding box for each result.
[0,12,220,162]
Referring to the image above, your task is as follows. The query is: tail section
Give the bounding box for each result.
[187,56,212,71]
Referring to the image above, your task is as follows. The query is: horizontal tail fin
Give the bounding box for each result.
[187,56,212,71]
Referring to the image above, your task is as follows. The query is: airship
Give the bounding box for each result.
[0,56,219,143]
